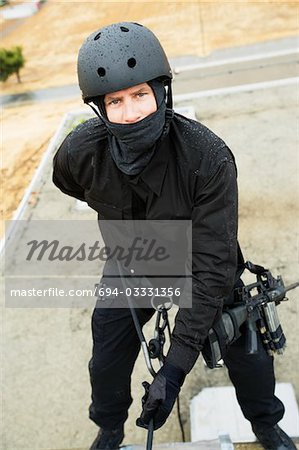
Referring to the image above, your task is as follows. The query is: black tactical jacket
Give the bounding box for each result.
[53,113,238,374]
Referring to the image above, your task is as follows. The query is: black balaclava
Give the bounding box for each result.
[92,79,171,176]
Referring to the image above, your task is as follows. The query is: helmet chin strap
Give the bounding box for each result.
[165,80,173,109]
[86,101,103,120]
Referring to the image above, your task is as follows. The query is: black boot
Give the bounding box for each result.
[252,424,296,450]
[89,426,125,450]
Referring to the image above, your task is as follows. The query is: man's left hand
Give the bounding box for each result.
[136,361,186,430]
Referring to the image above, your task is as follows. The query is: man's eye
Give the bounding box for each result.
[137,92,147,98]
[108,99,120,106]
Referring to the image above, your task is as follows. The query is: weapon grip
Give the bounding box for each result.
[246,318,258,355]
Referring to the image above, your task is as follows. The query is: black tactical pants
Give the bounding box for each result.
[88,305,284,430]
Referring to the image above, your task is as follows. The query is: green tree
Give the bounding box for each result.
[0,46,25,83]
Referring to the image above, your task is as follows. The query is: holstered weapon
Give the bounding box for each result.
[202,261,299,369]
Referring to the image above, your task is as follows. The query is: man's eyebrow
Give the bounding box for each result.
[105,94,122,102]
[132,87,150,94]
[105,86,150,102]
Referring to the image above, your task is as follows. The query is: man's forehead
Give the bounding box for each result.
[105,83,151,98]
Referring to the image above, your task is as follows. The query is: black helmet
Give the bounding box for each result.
[77,22,172,103]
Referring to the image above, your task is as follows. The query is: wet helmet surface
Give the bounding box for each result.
[77,22,172,102]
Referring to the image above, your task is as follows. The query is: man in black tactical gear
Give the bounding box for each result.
[53,22,296,450]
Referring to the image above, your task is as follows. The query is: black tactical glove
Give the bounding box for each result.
[136,361,186,430]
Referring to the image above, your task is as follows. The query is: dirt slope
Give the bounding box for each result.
[1,1,297,94]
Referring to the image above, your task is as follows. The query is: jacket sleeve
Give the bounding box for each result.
[166,154,238,374]
[52,135,86,202]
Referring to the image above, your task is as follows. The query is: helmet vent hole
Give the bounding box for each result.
[127,58,136,68]
[120,26,129,32]
[133,22,143,27]
[97,67,106,77]
[94,32,101,41]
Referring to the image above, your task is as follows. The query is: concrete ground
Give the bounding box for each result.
[1,36,299,450]
[35,443,299,450]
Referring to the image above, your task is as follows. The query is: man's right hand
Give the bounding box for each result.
[136,361,185,430]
